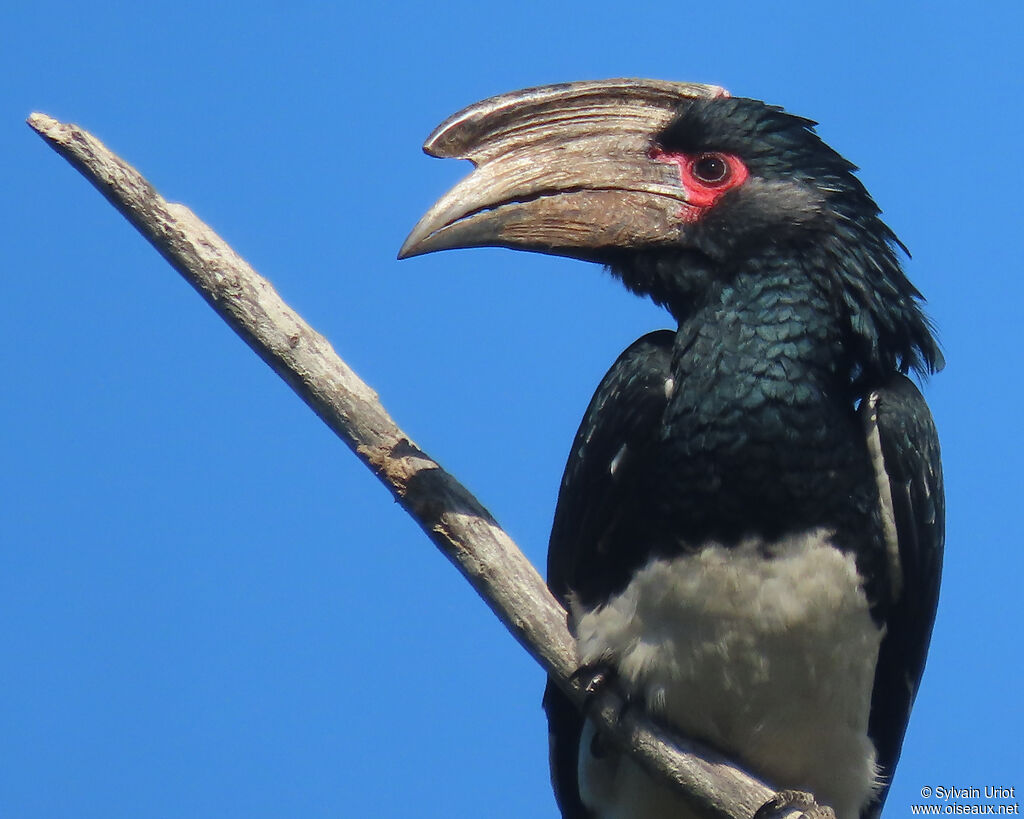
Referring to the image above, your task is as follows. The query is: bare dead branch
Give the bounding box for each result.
[27,112,799,819]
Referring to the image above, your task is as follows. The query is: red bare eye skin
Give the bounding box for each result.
[650,148,749,221]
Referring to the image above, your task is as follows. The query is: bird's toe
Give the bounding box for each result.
[753,789,836,819]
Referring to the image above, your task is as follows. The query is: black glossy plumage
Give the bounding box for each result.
[545,332,675,818]
[544,97,943,819]
[864,376,944,814]
[548,331,676,607]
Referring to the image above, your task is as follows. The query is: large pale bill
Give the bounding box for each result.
[399,79,728,259]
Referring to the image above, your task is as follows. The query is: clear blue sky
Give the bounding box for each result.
[3,2,1021,817]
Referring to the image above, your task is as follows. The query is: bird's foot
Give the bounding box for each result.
[570,663,630,764]
[571,662,645,714]
[753,790,836,819]
[570,660,649,746]
[571,662,619,709]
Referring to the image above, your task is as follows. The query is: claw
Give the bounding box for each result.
[753,789,835,819]
[571,663,617,708]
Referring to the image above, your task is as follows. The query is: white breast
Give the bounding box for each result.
[573,529,882,819]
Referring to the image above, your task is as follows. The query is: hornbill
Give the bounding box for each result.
[400,80,944,819]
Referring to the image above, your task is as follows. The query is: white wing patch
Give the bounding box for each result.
[609,444,628,476]
[863,391,903,601]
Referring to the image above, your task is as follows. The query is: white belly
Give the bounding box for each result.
[572,529,882,819]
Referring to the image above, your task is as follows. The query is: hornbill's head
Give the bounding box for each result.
[401,79,941,377]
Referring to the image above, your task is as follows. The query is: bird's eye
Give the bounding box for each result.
[691,154,731,186]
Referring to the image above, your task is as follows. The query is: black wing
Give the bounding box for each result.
[862,375,944,818]
[544,330,675,818]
